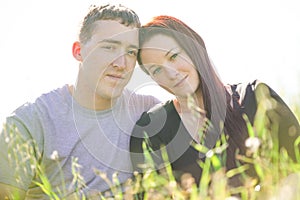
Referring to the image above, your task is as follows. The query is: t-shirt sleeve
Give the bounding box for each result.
[142,94,161,112]
[0,116,38,190]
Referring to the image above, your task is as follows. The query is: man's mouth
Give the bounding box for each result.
[106,74,124,80]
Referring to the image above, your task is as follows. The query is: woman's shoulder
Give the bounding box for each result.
[135,100,175,124]
[147,99,175,114]
[132,99,178,138]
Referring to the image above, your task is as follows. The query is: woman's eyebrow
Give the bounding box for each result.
[147,64,159,71]
[165,47,179,56]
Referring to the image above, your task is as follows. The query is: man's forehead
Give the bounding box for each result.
[92,20,138,42]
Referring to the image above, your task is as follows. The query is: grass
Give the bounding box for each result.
[2,90,300,200]
[125,92,300,200]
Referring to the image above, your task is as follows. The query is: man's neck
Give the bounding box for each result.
[68,85,116,111]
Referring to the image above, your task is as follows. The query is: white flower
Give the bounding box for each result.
[225,196,240,200]
[254,184,261,191]
[225,197,240,200]
[245,137,261,154]
[50,150,59,160]
[206,149,214,158]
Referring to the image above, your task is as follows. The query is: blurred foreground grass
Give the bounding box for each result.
[3,93,300,200]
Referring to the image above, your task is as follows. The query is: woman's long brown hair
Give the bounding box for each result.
[137,15,251,185]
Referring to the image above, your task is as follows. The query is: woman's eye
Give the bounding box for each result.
[170,53,179,60]
[152,67,162,75]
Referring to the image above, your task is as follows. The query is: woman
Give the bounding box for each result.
[130,16,300,187]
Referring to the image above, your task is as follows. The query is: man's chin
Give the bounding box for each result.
[105,88,124,100]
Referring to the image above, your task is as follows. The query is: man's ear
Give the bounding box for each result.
[72,41,82,61]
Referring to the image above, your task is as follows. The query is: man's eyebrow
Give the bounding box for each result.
[99,39,121,44]
[99,39,138,49]
[128,44,138,49]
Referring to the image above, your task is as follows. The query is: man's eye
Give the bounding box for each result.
[102,45,115,50]
[127,49,138,56]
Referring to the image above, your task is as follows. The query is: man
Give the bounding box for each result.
[0,4,159,199]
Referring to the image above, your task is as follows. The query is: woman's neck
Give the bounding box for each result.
[174,88,205,114]
[173,89,207,143]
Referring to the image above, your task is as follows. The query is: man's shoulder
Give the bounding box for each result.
[36,85,69,104]
[122,88,161,105]
[11,85,68,120]
[122,88,158,99]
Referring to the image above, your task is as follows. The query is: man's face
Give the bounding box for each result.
[79,20,138,102]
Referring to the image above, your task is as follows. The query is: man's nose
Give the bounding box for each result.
[112,54,126,69]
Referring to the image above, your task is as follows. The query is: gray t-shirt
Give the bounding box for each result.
[0,85,160,198]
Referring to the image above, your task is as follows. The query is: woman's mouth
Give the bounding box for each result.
[174,75,188,87]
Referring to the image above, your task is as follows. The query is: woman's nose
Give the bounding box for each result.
[164,65,180,79]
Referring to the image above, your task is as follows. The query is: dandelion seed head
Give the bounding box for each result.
[169,180,177,188]
[133,171,139,176]
[225,197,240,200]
[30,164,35,171]
[16,177,21,183]
[112,172,119,179]
[245,137,261,153]
[99,172,107,179]
[23,167,27,174]
[254,184,261,191]
[206,149,214,158]
[50,150,59,160]
[215,147,223,154]
[180,173,195,191]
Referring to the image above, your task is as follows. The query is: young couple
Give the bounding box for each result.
[1,3,299,199]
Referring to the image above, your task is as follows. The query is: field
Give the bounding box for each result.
[3,92,300,200]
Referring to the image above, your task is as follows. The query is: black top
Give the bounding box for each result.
[130,80,300,184]
[130,100,205,183]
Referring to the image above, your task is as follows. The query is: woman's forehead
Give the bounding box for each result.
[141,34,179,51]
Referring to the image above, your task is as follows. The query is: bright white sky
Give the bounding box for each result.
[0,0,299,124]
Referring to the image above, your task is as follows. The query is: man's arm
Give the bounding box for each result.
[0,120,35,200]
[0,183,26,199]
[254,81,300,160]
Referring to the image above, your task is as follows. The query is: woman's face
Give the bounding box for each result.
[140,34,200,97]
